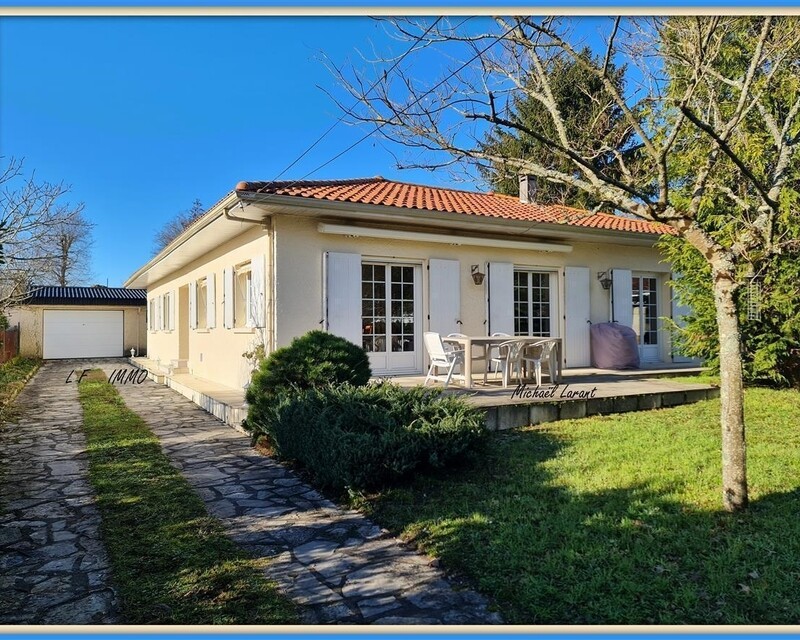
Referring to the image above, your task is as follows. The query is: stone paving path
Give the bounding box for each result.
[0,361,118,624]
[107,365,501,625]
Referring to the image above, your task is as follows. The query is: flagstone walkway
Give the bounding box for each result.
[106,365,501,625]
[0,362,118,624]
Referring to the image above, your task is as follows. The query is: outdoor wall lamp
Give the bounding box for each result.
[597,270,613,290]
[471,265,485,285]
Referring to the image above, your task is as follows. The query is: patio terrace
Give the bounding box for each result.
[389,363,717,430]
[132,357,716,432]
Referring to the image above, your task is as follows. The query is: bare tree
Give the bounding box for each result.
[154,199,205,253]
[43,210,94,286]
[0,158,88,306]
[330,16,800,511]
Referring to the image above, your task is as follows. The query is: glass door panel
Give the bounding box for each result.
[632,275,659,362]
[362,262,421,374]
[513,270,554,337]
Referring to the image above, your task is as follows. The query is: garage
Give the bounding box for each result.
[8,285,147,360]
[43,310,124,359]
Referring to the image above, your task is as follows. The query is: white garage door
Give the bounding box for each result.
[43,310,124,359]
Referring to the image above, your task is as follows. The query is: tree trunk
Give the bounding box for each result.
[712,272,748,511]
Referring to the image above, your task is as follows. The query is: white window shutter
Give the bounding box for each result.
[223,267,234,329]
[207,273,216,329]
[429,258,461,336]
[488,262,514,335]
[564,266,591,367]
[612,269,633,328]
[147,298,151,329]
[169,291,176,331]
[189,281,197,330]
[248,254,266,328]
[157,295,163,331]
[325,252,362,345]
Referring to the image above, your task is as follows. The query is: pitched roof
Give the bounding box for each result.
[236,177,674,236]
[22,286,147,307]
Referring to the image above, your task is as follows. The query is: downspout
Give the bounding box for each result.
[222,199,263,224]
[266,215,276,354]
[222,201,242,222]
[609,270,615,323]
[224,198,275,354]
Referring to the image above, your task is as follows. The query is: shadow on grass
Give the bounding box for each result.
[79,379,296,625]
[362,427,800,624]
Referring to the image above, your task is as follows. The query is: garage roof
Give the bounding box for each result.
[23,286,147,307]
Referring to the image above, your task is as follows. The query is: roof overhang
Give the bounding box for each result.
[125,189,662,289]
[125,192,270,288]
[238,191,663,248]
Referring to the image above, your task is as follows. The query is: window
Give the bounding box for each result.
[234,263,252,328]
[162,292,172,331]
[632,276,659,345]
[149,299,156,331]
[513,270,553,336]
[196,278,208,329]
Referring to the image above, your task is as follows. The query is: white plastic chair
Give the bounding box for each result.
[445,332,467,354]
[522,339,558,386]
[485,340,527,387]
[424,332,465,389]
[446,333,482,376]
[484,332,511,383]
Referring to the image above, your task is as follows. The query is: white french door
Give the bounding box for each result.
[632,274,660,362]
[361,262,422,375]
[512,269,559,337]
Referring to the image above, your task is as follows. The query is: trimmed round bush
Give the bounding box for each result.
[247,382,488,492]
[244,330,371,433]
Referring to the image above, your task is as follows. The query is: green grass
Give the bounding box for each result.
[0,356,40,414]
[354,387,800,624]
[78,372,297,624]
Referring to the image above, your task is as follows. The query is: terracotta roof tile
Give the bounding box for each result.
[235,177,674,236]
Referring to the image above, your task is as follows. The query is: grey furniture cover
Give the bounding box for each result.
[590,322,641,370]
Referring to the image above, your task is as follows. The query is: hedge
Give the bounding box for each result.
[246,382,488,492]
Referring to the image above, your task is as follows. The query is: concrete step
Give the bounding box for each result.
[128,357,246,430]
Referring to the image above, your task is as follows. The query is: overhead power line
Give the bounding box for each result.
[268,17,445,184]
[252,17,520,200]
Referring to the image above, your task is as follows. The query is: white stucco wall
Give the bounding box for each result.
[138,210,675,389]
[273,215,674,367]
[145,225,271,390]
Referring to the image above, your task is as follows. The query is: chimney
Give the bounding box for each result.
[519,174,536,204]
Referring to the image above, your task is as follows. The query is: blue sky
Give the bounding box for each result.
[0,16,614,286]
[1,17,415,285]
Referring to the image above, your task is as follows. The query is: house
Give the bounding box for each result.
[10,286,147,359]
[125,176,687,392]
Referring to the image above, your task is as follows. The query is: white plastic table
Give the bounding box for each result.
[442,335,563,389]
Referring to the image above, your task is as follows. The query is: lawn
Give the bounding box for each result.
[355,386,800,624]
[0,356,40,414]
[78,372,296,624]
